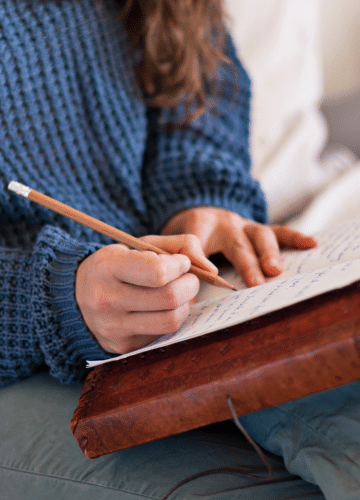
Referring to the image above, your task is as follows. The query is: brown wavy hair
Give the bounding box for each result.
[120,0,230,124]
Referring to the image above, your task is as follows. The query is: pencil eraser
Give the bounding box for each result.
[8,181,31,198]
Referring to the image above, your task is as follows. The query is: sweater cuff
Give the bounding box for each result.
[33,227,114,383]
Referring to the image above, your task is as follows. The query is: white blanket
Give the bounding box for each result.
[290,166,360,234]
[225,0,360,231]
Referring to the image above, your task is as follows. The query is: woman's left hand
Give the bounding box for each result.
[161,207,317,287]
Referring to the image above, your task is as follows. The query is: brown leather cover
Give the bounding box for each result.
[70,281,360,458]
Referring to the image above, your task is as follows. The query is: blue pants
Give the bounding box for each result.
[240,380,360,500]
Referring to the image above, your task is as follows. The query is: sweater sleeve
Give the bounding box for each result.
[142,35,268,235]
[0,225,114,388]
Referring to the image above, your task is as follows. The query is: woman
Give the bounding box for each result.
[0,0,315,385]
[0,1,328,499]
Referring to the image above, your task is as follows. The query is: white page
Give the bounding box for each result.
[87,216,360,368]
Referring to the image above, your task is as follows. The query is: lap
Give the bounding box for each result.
[240,380,360,500]
[0,372,323,500]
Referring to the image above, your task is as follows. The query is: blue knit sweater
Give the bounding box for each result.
[0,0,267,387]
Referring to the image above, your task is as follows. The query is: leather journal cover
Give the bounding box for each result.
[70,281,360,458]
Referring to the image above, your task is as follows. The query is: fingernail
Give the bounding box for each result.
[268,258,282,271]
[308,236,318,246]
[179,255,192,272]
[250,275,266,286]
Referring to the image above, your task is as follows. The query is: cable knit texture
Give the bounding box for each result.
[0,0,267,387]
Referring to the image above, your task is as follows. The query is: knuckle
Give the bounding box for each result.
[164,305,189,333]
[233,238,249,252]
[260,224,273,235]
[88,287,111,313]
[164,275,199,309]
[273,225,287,238]
[221,210,243,231]
[98,317,129,344]
[91,248,114,277]
[163,283,182,309]
[190,273,200,294]
[97,324,115,342]
[140,252,169,287]
[251,222,269,236]
[191,209,208,226]
[151,259,170,287]
[228,211,241,225]
[183,233,200,247]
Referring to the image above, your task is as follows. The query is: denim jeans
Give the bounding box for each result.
[240,380,360,500]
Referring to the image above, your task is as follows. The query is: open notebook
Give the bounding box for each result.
[87,216,360,368]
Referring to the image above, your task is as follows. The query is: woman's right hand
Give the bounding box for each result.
[75,235,216,354]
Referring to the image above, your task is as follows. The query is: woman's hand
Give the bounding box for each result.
[75,235,215,354]
[161,207,317,287]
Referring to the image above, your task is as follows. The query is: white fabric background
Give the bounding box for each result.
[320,0,360,101]
[225,0,360,233]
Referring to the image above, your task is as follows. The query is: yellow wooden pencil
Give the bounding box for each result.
[8,181,236,291]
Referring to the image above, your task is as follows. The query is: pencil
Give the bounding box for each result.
[8,181,236,291]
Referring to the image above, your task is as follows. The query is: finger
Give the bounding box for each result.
[126,302,191,335]
[102,334,163,354]
[141,234,218,274]
[222,232,267,287]
[115,273,199,312]
[96,302,191,353]
[95,244,191,287]
[172,210,219,257]
[272,226,318,249]
[244,224,284,277]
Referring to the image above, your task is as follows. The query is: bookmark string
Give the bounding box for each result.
[162,397,321,498]
[161,396,274,500]
[227,395,274,480]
